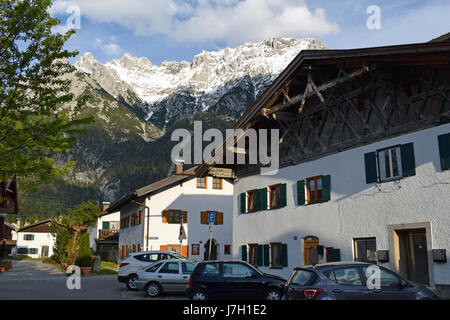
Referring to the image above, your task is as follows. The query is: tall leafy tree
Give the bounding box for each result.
[0,0,92,192]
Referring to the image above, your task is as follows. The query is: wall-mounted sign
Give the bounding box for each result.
[208,212,216,224]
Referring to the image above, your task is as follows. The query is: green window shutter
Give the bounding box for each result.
[364,152,378,184]
[241,245,247,262]
[102,221,110,230]
[329,249,341,262]
[322,175,331,202]
[280,184,287,208]
[255,189,262,211]
[401,143,416,177]
[438,133,450,170]
[280,244,288,267]
[263,245,270,267]
[240,193,246,214]
[260,188,267,211]
[297,180,305,205]
[257,245,263,267]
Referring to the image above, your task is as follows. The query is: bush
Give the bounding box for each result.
[75,232,92,268]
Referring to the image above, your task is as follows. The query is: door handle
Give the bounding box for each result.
[332,289,343,293]
[158,275,163,278]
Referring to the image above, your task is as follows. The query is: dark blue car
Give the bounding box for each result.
[283,262,439,300]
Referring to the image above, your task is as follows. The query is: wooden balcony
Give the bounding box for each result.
[98,229,119,240]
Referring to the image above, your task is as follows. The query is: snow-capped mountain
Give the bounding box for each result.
[74,37,327,126]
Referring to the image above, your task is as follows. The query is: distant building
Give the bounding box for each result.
[108,165,233,262]
[16,220,55,259]
[0,223,17,256]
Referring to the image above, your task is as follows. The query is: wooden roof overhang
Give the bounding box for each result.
[195,41,450,177]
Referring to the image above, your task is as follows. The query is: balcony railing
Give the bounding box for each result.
[98,229,119,240]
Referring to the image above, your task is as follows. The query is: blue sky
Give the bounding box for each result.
[49,0,450,65]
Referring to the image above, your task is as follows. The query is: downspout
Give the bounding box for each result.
[131,200,150,251]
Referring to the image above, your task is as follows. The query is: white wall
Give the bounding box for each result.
[16,232,56,259]
[89,211,121,252]
[233,123,450,284]
[118,176,233,261]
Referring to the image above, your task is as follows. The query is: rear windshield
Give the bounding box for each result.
[289,270,318,286]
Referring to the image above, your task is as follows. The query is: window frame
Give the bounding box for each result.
[248,243,258,266]
[212,177,223,190]
[191,244,200,255]
[306,175,323,204]
[247,190,257,213]
[268,184,281,210]
[23,234,34,241]
[197,177,207,189]
[224,244,231,255]
[353,237,377,263]
[270,242,282,268]
[376,145,403,182]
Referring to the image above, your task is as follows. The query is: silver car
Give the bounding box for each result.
[135,259,196,297]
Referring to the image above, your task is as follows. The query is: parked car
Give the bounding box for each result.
[283,261,439,300]
[118,250,186,290]
[186,260,286,300]
[134,259,196,297]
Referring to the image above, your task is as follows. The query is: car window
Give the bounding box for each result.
[160,253,177,261]
[181,262,195,274]
[363,266,401,287]
[290,270,318,286]
[146,262,163,272]
[222,263,255,278]
[159,262,180,274]
[134,254,159,262]
[197,263,220,277]
[330,267,363,286]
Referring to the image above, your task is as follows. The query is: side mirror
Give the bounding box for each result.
[399,280,408,289]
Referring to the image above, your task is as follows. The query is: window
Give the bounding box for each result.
[306,176,323,204]
[159,261,180,274]
[134,253,159,262]
[248,244,258,266]
[191,244,200,255]
[197,177,207,189]
[327,267,363,286]
[110,221,119,230]
[23,234,34,241]
[438,133,450,171]
[270,243,281,268]
[224,244,231,255]
[197,263,220,277]
[377,146,402,181]
[146,262,163,273]
[290,270,319,286]
[162,210,187,224]
[181,262,195,274]
[247,190,257,212]
[363,267,400,287]
[354,238,377,263]
[138,211,143,225]
[167,244,182,254]
[269,184,281,209]
[29,248,38,255]
[18,248,28,255]
[121,216,130,228]
[212,178,223,190]
[222,263,256,278]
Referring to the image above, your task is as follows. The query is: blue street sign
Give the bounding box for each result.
[208,212,216,224]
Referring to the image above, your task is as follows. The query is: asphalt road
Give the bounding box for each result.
[0,260,187,300]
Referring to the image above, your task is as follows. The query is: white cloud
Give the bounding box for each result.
[49,0,339,44]
[94,38,122,56]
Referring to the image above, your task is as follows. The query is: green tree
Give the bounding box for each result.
[50,219,73,264]
[0,0,92,192]
[75,232,92,267]
[67,201,98,228]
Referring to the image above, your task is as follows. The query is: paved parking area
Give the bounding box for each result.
[0,260,188,300]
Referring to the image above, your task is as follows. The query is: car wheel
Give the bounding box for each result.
[192,290,207,300]
[266,288,282,300]
[145,282,162,297]
[126,274,138,291]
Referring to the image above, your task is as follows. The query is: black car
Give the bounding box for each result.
[283,261,439,300]
[186,260,286,300]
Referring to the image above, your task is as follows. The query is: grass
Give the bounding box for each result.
[11,257,43,261]
[93,261,119,275]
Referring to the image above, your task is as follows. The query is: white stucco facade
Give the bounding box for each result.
[16,231,56,259]
[118,176,233,262]
[233,123,450,293]
[88,211,120,253]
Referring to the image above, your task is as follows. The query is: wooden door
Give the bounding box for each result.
[303,236,319,266]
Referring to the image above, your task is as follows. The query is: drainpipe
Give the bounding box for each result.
[131,200,150,251]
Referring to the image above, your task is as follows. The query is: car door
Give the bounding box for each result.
[362,266,416,300]
[181,262,196,291]
[222,262,263,299]
[157,261,183,292]
[196,262,223,299]
[324,267,371,300]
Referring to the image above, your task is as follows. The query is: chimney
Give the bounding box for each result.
[102,202,110,211]
[17,218,21,227]
[58,215,63,223]
[175,159,184,174]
